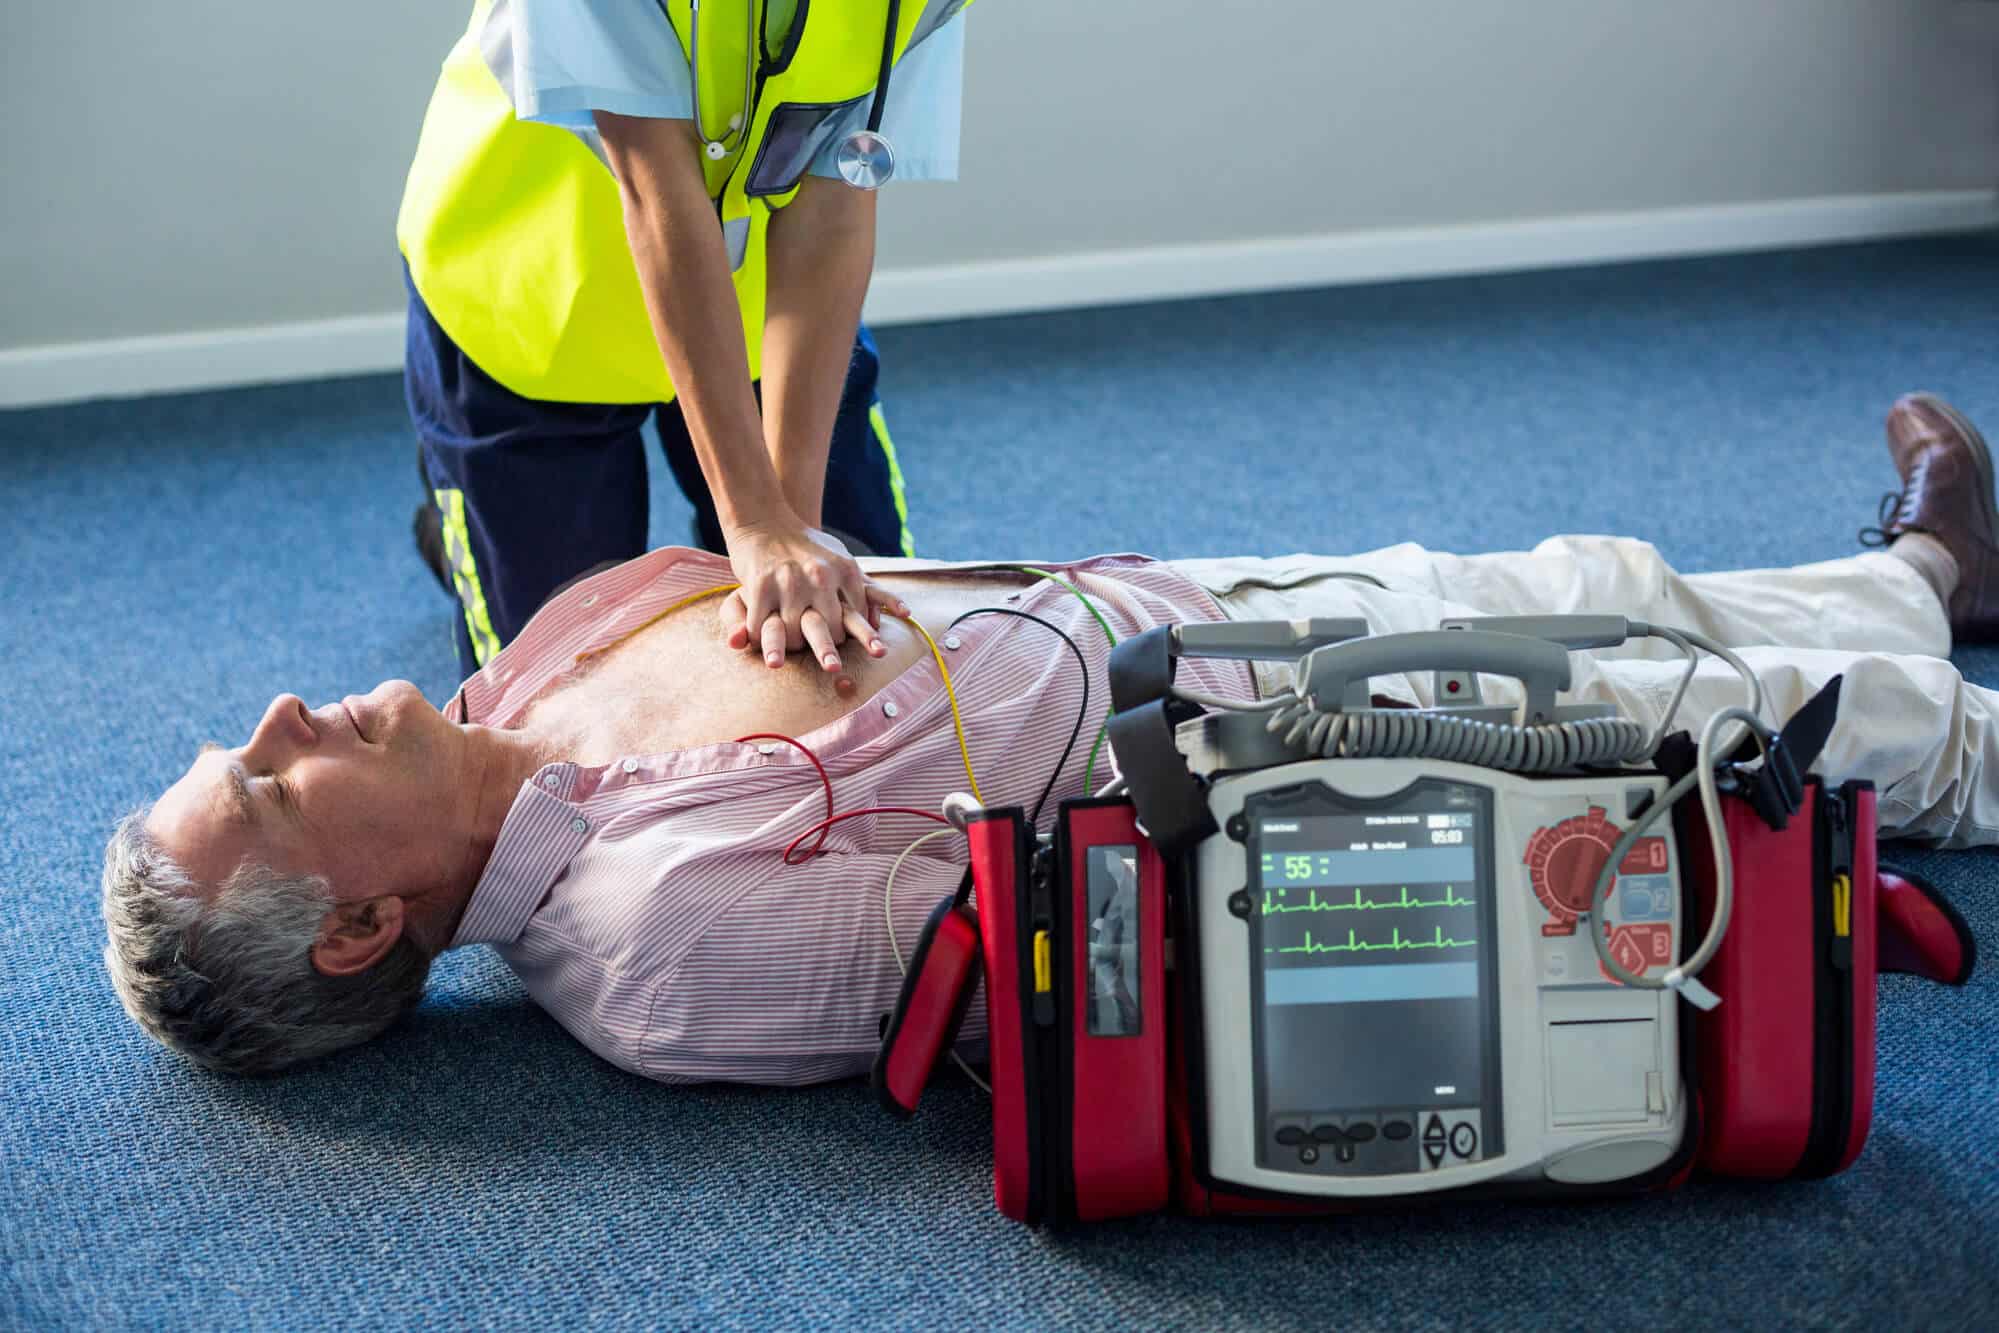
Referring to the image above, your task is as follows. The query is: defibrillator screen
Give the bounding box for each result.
[1247,781,1501,1128]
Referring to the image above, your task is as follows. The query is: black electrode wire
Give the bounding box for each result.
[947,607,1089,825]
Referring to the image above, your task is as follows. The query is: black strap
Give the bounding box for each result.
[1774,673,1842,773]
[1105,699,1216,856]
[1108,626,1177,714]
[1655,675,1843,831]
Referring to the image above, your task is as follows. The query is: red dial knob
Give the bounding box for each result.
[1523,806,1621,924]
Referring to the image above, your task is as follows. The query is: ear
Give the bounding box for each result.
[310,896,407,977]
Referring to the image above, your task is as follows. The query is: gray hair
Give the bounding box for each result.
[100,808,432,1074]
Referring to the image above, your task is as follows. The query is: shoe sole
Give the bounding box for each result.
[1896,391,1998,548]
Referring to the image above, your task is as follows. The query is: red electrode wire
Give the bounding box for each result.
[736,731,953,865]
[735,732,835,860]
[783,807,950,865]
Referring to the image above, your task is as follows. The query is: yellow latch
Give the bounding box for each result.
[1033,929,1052,992]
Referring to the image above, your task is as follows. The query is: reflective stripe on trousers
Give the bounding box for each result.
[433,487,503,666]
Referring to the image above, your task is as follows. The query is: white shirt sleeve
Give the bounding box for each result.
[499,0,695,129]
[805,13,964,183]
[489,0,965,183]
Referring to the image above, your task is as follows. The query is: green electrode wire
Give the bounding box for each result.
[1013,567,1117,792]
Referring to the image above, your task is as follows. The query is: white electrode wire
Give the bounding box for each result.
[1636,625,1700,757]
[1660,625,1765,721]
[1169,683,1289,712]
[1587,705,1771,997]
[885,827,991,1095]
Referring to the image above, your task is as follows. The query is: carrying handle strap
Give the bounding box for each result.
[1106,629,1218,853]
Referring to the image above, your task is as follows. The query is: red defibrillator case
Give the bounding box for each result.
[875,685,1977,1223]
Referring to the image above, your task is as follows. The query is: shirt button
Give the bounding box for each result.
[883,701,900,719]
[582,593,599,608]
[758,743,778,756]
[543,773,561,788]
[571,817,589,834]
[621,758,638,773]
[943,635,962,651]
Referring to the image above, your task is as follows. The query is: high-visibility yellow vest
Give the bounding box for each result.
[396,0,969,406]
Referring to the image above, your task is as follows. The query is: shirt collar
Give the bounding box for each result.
[447,764,595,949]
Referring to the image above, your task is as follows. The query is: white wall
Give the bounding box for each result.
[3,0,1997,387]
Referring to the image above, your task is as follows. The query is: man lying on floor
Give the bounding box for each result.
[105,392,1994,1083]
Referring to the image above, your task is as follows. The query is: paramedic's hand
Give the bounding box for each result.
[721,518,906,671]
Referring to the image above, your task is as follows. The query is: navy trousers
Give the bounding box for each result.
[403,266,914,678]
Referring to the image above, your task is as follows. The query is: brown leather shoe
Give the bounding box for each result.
[1863,393,1999,640]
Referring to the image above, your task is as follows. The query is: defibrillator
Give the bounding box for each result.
[873,616,1977,1224]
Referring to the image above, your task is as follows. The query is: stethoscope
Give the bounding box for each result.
[688,0,900,190]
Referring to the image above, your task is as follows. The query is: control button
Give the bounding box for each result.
[1310,1123,1346,1145]
[1423,1113,1447,1142]
[1382,1119,1413,1141]
[1335,1143,1356,1164]
[1345,1122,1378,1143]
[1449,1122,1478,1159]
[1423,1141,1447,1168]
[1275,1126,1308,1147]
[1299,1145,1319,1165]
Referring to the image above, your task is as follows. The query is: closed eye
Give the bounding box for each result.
[263,772,300,819]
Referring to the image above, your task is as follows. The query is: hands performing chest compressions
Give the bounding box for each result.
[400,1,963,678]
[590,100,899,672]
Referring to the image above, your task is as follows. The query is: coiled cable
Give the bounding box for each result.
[1176,619,1766,778]
[1259,703,1653,772]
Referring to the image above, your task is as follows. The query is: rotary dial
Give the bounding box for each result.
[1523,806,1621,928]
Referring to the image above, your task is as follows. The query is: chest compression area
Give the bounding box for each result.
[516,570,1037,766]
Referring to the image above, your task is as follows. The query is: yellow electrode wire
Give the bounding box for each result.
[573,583,982,800]
[574,585,735,663]
[900,613,985,802]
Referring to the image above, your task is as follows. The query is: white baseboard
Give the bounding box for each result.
[4,189,1993,410]
[0,311,407,411]
[860,188,1999,326]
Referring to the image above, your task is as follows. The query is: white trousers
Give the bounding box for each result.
[1169,537,1995,847]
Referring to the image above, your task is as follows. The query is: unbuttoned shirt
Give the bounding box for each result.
[443,548,1253,1085]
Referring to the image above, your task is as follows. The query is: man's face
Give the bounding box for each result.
[147,681,465,904]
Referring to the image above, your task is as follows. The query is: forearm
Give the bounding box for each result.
[595,111,788,532]
[762,176,878,527]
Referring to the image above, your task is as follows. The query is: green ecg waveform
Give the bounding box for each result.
[1261,886,1474,914]
[1266,926,1476,956]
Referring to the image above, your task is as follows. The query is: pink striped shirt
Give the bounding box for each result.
[443,548,1253,1085]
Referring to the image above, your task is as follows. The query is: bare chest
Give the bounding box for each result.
[514,572,1033,766]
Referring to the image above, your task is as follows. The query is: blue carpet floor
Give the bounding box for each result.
[4,235,1997,1329]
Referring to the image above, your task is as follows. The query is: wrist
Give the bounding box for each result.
[770,469,823,530]
[719,496,803,542]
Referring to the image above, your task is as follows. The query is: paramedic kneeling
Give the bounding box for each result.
[107,394,1996,1085]
[399,0,972,681]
